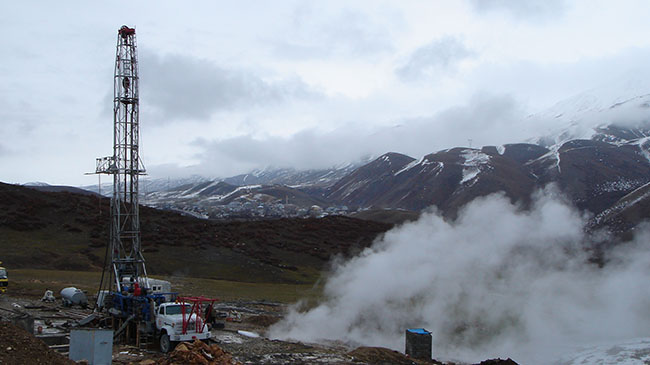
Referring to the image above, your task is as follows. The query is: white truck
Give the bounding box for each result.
[155,301,212,353]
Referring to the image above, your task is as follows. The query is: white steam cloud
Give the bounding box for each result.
[269,190,650,364]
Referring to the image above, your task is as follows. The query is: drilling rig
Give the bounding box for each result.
[95,25,147,296]
[93,25,216,351]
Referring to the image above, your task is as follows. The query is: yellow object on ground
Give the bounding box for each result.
[0,262,7,294]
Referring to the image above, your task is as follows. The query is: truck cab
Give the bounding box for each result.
[155,302,211,353]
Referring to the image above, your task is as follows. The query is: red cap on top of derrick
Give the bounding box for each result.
[118,25,135,37]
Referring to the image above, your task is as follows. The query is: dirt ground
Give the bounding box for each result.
[0,294,516,365]
[0,321,73,365]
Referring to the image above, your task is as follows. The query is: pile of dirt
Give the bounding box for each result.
[0,321,74,365]
[476,359,519,365]
[348,346,442,364]
[348,347,520,365]
[158,339,241,365]
[244,314,280,328]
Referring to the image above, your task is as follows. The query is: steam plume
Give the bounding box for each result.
[269,190,650,364]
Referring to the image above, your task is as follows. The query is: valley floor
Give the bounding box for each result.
[0,270,519,365]
[0,292,437,365]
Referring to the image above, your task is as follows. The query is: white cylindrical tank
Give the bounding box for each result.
[60,287,88,307]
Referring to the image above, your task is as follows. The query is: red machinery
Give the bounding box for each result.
[177,296,219,335]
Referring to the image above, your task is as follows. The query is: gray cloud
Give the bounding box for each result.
[368,93,531,156]
[140,51,319,122]
[0,100,42,137]
[467,46,650,113]
[187,127,377,177]
[469,0,567,21]
[119,56,650,182]
[148,93,529,180]
[396,37,475,82]
[272,7,395,59]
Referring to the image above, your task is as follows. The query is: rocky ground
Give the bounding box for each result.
[0,293,519,365]
[0,295,514,365]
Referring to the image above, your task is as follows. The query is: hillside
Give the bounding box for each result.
[589,182,650,238]
[326,148,539,217]
[0,182,391,284]
[139,125,650,237]
[321,120,650,229]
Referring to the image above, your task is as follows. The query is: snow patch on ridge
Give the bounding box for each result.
[635,137,650,164]
[530,144,563,173]
[596,179,646,194]
[395,157,423,176]
[220,185,261,200]
[461,150,490,185]
[592,182,650,226]
[394,157,442,176]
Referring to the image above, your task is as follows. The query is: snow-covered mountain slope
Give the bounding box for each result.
[531,91,650,148]
[526,139,650,214]
[141,175,212,194]
[23,182,50,187]
[143,123,650,225]
[324,118,650,219]
[89,86,650,233]
[141,164,364,216]
[556,338,650,365]
[222,163,364,188]
[82,175,212,197]
[147,180,241,202]
[327,148,537,215]
[590,181,650,234]
[326,152,416,206]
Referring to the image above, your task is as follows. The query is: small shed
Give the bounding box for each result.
[405,328,432,360]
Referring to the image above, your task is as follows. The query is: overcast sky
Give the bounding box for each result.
[2,0,650,186]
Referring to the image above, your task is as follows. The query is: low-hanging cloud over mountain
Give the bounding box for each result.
[269,189,650,364]
[152,92,532,179]
[140,50,320,122]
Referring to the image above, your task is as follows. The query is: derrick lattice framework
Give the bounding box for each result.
[96,25,147,292]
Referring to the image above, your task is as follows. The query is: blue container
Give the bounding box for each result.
[69,328,113,365]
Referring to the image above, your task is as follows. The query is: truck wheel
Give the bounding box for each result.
[159,333,172,353]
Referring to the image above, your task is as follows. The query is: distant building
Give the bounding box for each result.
[309,205,323,217]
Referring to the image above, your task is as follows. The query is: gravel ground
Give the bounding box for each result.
[0,295,516,365]
[213,329,355,364]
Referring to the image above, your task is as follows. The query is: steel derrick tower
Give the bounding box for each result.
[95,25,147,293]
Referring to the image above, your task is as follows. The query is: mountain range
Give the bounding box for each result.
[17,90,632,238]
[95,93,646,237]
[7,88,650,287]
